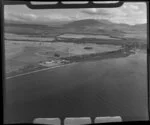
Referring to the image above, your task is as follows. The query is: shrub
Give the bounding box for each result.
[54,53,60,57]
[84,46,93,50]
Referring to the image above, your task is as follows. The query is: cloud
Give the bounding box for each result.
[82,8,112,17]
[82,8,127,17]
[46,14,72,21]
[129,4,139,10]
[4,12,38,22]
[81,2,147,25]
[4,12,73,22]
[4,2,147,25]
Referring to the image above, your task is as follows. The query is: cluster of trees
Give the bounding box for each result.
[84,47,93,50]
[54,53,60,57]
[61,49,121,62]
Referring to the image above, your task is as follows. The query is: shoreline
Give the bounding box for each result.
[6,62,77,79]
[6,47,135,79]
[5,35,144,78]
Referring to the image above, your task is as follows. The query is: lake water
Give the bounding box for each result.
[4,52,148,124]
[58,33,120,40]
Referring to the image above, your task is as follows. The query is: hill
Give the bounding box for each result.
[4,18,146,39]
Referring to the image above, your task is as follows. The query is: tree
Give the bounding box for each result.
[54,53,60,57]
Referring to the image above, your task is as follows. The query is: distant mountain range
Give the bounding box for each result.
[4,18,70,27]
[63,19,146,39]
[4,18,147,39]
[5,18,146,28]
[64,19,146,31]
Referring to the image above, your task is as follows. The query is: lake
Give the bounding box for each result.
[58,33,120,40]
[4,52,148,124]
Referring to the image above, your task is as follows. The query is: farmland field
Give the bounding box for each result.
[5,34,122,75]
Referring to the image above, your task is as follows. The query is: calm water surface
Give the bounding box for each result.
[4,52,148,123]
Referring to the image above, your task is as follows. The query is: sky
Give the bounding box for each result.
[4,2,147,25]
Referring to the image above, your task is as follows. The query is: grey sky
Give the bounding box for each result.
[4,2,147,25]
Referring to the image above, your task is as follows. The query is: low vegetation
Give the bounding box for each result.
[84,47,93,50]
